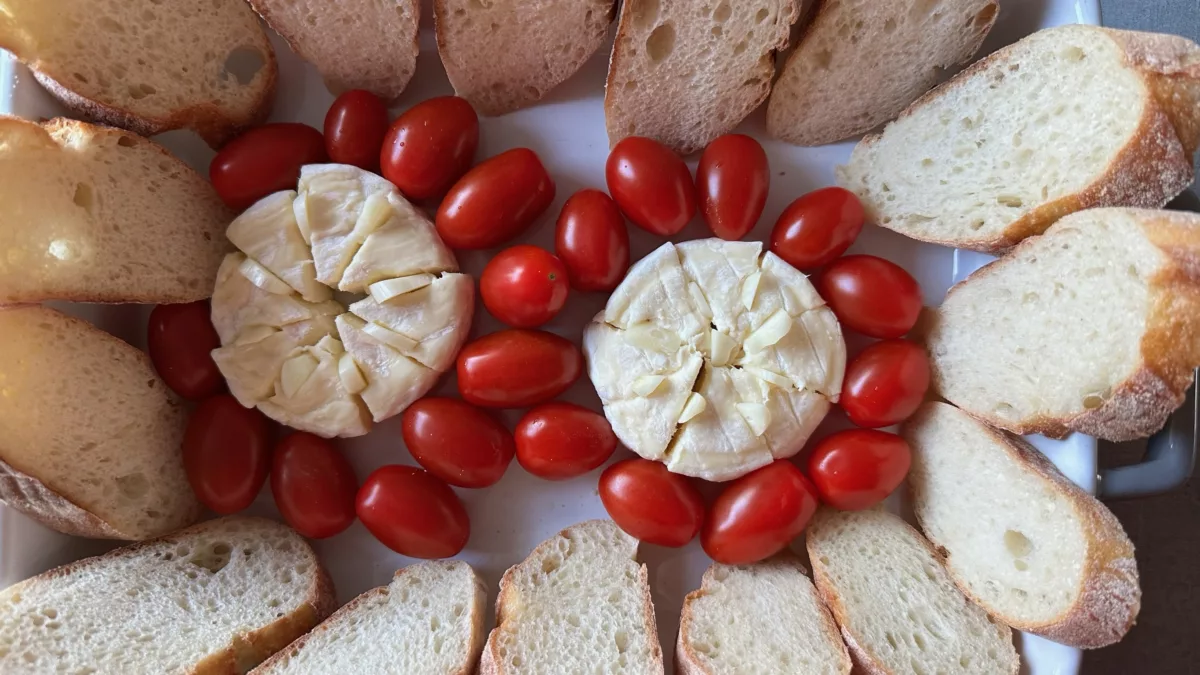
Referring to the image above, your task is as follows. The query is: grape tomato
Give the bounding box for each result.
[148,301,223,400]
[356,465,469,559]
[555,189,630,292]
[183,395,271,514]
[436,148,555,250]
[770,187,865,270]
[599,459,705,547]
[701,460,819,565]
[402,397,515,488]
[210,123,326,211]
[606,137,696,236]
[271,433,357,539]
[697,134,769,240]
[814,255,923,339]
[456,329,583,408]
[807,429,911,511]
[381,96,479,200]
[840,339,930,428]
[324,89,390,171]
[516,403,617,480]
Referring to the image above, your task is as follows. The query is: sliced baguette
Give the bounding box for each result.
[905,402,1140,649]
[0,516,335,675]
[836,25,1200,252]
[767,0,997,146]
[676,554,851,675]
[0,116,233,304]
[605,0,798,154]
[480,519,664,674]
[0,0,276,147]
[925,207,1200,442]
[0,306,202,540]
[434,0,616,116]
[252,561,486,675]
[249,0,420,100]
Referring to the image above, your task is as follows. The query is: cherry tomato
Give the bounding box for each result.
[841,340,930,428]
[480,245,570,328]
[696,134,769,240]
[324,89,389,171]
[770,187,865,270]
[271,433,357,539]
[807,429,911,511]
[701,460,819,565]
[381,96,479,200]
[516,403,617,480]
[183,395,271,514]
[147,301,223,400]
[436,148,555,249]
[606,137,696,236]
[357,465,469,558]
[210,123,327,211]
[599,459,705,547]
[814,255,922,339]
[456,329,583,408]
[402,397,515,488]
[555,189,630,292]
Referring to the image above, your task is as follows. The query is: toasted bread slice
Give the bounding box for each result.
[0,0,276,147]
[434,0,616,116]
[605,0,798,154]
[905,402,1141,648]
[0,117,233,304]
[925,208,1200,441]
[836,25,1200,252]
[767,0,997,146]
[677,554,851,675]
[807,509,1019,675]
[480,520,664,674]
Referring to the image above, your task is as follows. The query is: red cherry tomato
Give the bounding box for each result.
[814,255,922,339]
[381,96,479,200]
[807,429,911,511]
[324,90,389,171]
[480,245,570,328]
[515,403,617,480]
[770,187,865,270]
[183,395,271,514]
[356,465,469,558]
[401,397,515,488]
[606,137,696,236]
[436,148,555,249]
[555,189,630,292]
[456,329,583,408]
[271,433,357,539]
[841,340,931,428]
[696,134,769,240]
[599,459,705,547]
[701,460,819,565]
[147,301,223,400]
[210,123,327,211]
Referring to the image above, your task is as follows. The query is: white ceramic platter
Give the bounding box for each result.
[0,0,1101,672]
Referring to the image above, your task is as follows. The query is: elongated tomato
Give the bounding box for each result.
[210,123,326,211]
[436,148,555,249]
[402,397,515,488]
[357,465,469,558]
[456,329,583,408]
[606,137,696,236]
[148,301,223,400]
[515,402,617,480]
[555,189,630,292]
[183,395,271,514]
[696,134,769,240]
[381,96,479,200]
[840,339,930,428]
[808,430,911,511]
[701,460,819,564]
[271,433,358,539]
[599,459,705,547]
[324,89,389,170]
[814,255,922,339]
[770,187,865,270]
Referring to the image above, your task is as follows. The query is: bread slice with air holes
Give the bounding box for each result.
[766,0,998,146]
[0,0,276,147]
[836,24,1200,253]
[676,553,851,675]
[251,561,486,675]
[0,116,233,304]
[905,402,1140,649]
[925,207,1200,442]
[434,0,616,116]
[480,519,664,674]
[0,516,335,675]
[605,0,798,154]
[806,508,1019,675]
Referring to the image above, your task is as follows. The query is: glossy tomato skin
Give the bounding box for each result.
[381,96,479,200]
[815,255,922,339]
[696,134,769,240]
[436,148,555,249]
[480,245,570,328]
[599,459,705,547]
[555,189,630,292]
[808,429,911,511]
[516,403,617,480]
[183,395,271,514]
[841,340,930,428]
[210,123,327,211]
[402,397,515,488]
[456,329,583,408]
[356,465,469,558]
[324,90,389,170]
[606,137,696,236]
[148,301,223,400]
[271,433,357,539]
[770,187,865,270]
[702,460,819,565]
